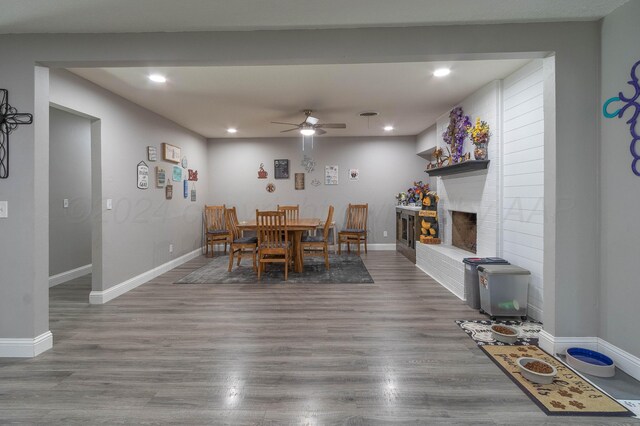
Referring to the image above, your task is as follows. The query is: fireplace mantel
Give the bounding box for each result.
[425,160,490,177]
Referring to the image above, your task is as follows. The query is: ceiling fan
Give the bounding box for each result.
[271,109,346,136]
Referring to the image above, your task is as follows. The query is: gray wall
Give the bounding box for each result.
[207,136,426,244]
[0,22,601,345]
[49,69,209,293]
[49,107,92,277]
[600,1,640,357]
[416,124,437,157]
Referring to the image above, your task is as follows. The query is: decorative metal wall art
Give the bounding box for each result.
[603,59,640,176]
[0,89,34,179]
[257,163,268,179]
[301,155,316,173]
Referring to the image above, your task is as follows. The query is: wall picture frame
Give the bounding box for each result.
[137,161,149,189]
[147,146,157,161]
[165,184,173,200]
[325,165,339,185]
[295,173,305,190]
[349,168,360,181]
[162,143,181,163]
[172,166,182,182]
[156,166,166,187]
[274,159,289,179]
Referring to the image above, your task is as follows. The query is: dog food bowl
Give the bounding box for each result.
[490,324,519,344]
[566,347,615,378]
[517,357,557,384]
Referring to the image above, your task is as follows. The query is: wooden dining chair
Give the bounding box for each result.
[204,205,230,257]
[225,207,257,272]
[302,205,334,269]
[338,203,368,256]
[277,204,299,222]
[256,210,291,280]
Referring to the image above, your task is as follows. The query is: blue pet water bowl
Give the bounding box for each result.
[566,347,615,377]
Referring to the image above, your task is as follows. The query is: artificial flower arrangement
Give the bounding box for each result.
[466,117,491,160]
[467,118,491,145]
[396,181,430,205]
[442,106,471,163]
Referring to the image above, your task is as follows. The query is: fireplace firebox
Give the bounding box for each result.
[451,211,477,253]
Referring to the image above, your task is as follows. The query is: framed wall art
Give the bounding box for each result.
[295,173,305,190]
[147,146,157,161]
[349,168,360,181]
[156,166,166,187]
[137,161,149,189]
[274,159,289,179]
[165,184,173,200]
[162,143,181,163]
[325,165,339,185]
[172,166,182,182]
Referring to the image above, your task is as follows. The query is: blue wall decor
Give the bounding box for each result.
[603,59,640,176]
[0,89,34,179]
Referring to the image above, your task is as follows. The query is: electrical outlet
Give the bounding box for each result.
[63,199,69,208]
[383,230,388,237]
[169,244,173,253]
[0,201,7,218]
[106,199,113,210]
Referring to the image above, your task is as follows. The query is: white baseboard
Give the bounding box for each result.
[539,330,640,382]
[89,248,202,304]
[0,331,53,358]
[526,303,543,322]
[49,264,92,287]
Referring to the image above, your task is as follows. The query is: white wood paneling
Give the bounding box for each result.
[502,59,544,321]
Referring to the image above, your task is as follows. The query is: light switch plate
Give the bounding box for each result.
[63,199,69,208]
[106,199,113,210]
[0,201,7,218]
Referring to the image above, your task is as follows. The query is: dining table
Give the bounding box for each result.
[237,217,321,273]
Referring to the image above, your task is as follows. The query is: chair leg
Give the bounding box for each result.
[338,237,342,255]
[284,254,288,281]
[357,238,361,256]
[364,236,368,254]
[347,241,351,254]
[257,254,262,279]
[228,248,235,272]
[324,244,330,269]
[252,248,257,271]
[237,252,241,266]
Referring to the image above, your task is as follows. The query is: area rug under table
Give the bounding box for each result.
[176,254,374,284]
[481,345,633,417]
[456,319,542,346]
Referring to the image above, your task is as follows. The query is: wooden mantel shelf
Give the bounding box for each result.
[424,160,490,177]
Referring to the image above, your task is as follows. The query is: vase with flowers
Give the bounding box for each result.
[467,117,491,160]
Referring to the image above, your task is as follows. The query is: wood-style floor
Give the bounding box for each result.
[0,252,635,425]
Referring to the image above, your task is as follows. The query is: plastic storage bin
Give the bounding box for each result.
[477,264,530,320]
[462,257,509,309]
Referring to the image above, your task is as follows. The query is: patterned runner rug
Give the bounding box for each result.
[456,319,542,346]
[481,345,633,417]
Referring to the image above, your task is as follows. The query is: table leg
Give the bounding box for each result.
[292,230,304,273]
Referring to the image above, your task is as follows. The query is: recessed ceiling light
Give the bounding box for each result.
[384,125,394,131]
[433,68,451,77]
[227,128,237,134]
[148,74,167,83]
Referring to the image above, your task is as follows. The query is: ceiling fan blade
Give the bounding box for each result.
[315,129,327,135]
[316,123,346,129]
[280,128,300,133]
[271,121,300,126]
[307,116,319,125]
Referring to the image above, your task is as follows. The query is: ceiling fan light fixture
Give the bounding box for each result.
[300,128,315,136]
[384,125,394,131]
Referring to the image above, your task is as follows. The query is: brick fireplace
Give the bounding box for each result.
[451,211,477,253]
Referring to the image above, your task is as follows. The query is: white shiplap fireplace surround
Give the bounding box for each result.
[416,61,545,322]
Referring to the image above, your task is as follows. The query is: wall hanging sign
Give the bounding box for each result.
[147,146,157,161]
[162,143,181,163]
[188,169,198,181]
[183,179,189,198]
[172,165,182,182]
[274,159,289,179]
[301,155,316,173]
[325,165,339,185]
[603,59,640,176]
[311,178,321,187]
[165,184,173,199]
[266,182,276,193]
[349,168,360,181]
[181,156,188,168]
[191,184,196,202]
[295,173,305,190]
[137,161,149,189]
[0,88,34,179]
[257,163,268,179]
[156,166,166,187]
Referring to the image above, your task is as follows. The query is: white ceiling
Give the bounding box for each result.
[1,0,627,34]
[68,60,531,138]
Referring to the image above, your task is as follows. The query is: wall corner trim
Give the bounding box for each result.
[89,248,202,304]
[539,330,640,382]
[49,264,92,287]
[0,331,53,358]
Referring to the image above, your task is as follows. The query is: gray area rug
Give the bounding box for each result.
[176,254,374,284]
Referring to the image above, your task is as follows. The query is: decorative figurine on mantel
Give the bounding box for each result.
[419,191,441,244]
